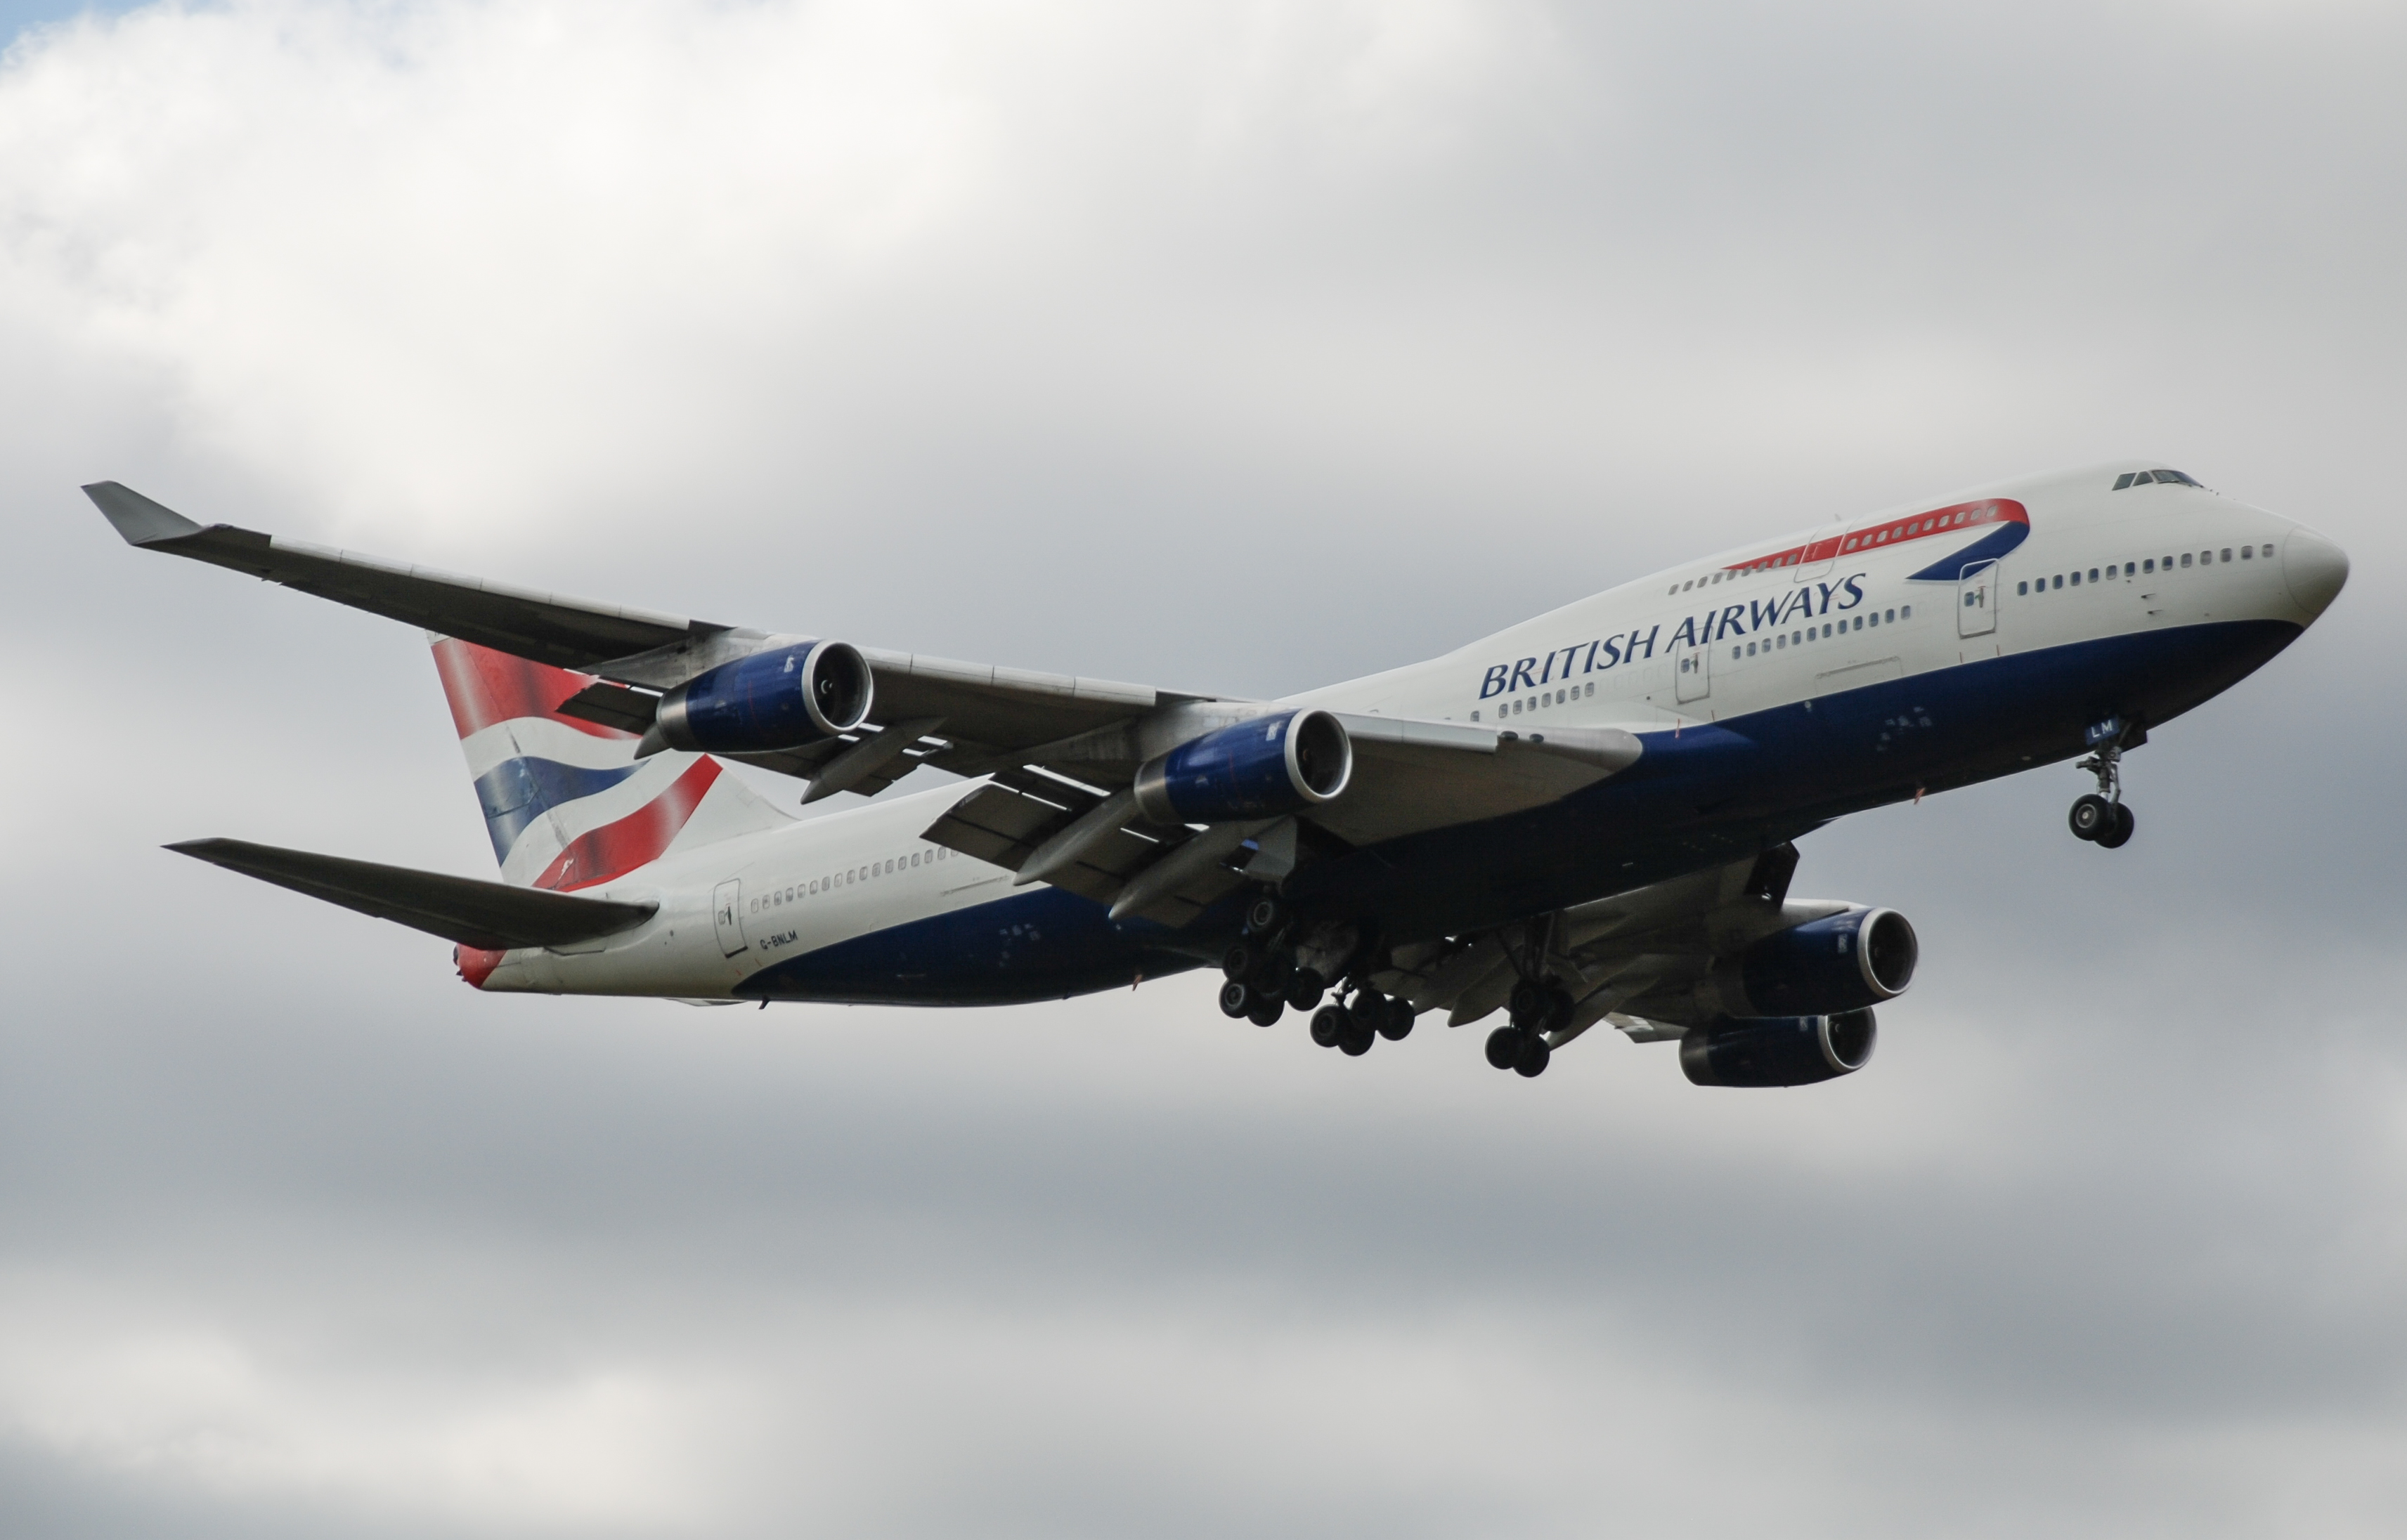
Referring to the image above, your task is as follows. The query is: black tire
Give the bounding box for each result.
[1246,894,1287,934]
[1310,1005,1347,1048]
[1285,967,1326,1012]
[1249,951,1292,995]
[1377,998,1415,1041]
[2095,802,2136,849]
[1339,1022,1375,1056]
[2068,793,2114,841]
[1514,1033,1552,1078]
[1542,988,1574,1033]
[1221,941,1256,981]
[1485,1025,1522,1070]
[1247,996,1285,1028]
[1350,989,1387,1024]
[1509,979,1545,1025]
[1218,980,1252,1019]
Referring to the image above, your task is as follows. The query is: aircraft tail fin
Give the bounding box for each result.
[430,637,791,889]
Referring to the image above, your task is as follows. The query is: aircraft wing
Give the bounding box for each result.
[83,481,1202,756]
[93,483,1646,923]
[1368,843,1840,1036]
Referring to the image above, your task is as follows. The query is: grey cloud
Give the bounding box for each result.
[1,1,2403,1535]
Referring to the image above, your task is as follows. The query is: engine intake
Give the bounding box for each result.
[654,640,873,755]
[1132,710,1352,824]
[1681,1009,1877,1088]
[1725,906,1916,1017]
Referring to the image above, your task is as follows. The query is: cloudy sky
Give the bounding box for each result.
[2,1,2401,1534]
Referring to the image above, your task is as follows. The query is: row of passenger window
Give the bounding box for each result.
[1473,681,1597,721]
[1732,606,1912,661]
[2017,542,2273,596]
[748,844,955,914]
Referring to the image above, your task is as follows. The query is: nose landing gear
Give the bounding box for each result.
[2069,721,2139,849]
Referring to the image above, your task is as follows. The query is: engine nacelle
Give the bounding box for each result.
[1713,906,1917,1018]
[1680,1009,1877,1088]
[1132,709,1352,824]
[654,640,874,754]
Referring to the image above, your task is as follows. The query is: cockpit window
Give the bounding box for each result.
[2113,469,2202,490]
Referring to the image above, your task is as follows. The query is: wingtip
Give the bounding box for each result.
[84,481,205,545]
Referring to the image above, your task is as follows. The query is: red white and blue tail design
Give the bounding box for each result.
[430,638,790,889]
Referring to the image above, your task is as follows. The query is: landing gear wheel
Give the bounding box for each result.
[1485,1025,1522,1070]
[1285,968,1326,1013]
[1509,979,1547,1026]
[1349,989,1388,1026]
[1514,1032,1552,1078]
[2068,793,2115,842]
[2095,802,2136,849]
[1377,997,1415,1041]
[1221,941,1257,981]
[1218,981,1253,1019]
[1245,894,1287,934]
[1247,996,1285,1028]
[1309,1005,1347,1048]
[1339,1021,1376,1056]
[1248,951,1292,996]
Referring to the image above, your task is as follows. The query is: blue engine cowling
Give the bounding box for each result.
[1732,906,1917,1017]
[1131,710,1353,824]
[1680,1009,1877,1088]
[655,640,874,754]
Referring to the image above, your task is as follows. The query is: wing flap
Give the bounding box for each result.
[169,837,658,949]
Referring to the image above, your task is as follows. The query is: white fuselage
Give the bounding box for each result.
[477,462,2340,999]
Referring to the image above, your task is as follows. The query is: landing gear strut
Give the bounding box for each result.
[2070,726,2138,849]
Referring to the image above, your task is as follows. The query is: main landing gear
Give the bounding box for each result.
[1309,988,1414,1057]
[1213,890,1417,1057]
[2069,725,2137,850]
[1484,977,1571,1078]
[1216,894,1328,1026]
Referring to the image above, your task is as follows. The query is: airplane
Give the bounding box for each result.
[84,461,2347,1085]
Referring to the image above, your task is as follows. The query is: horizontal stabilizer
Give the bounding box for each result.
[168,837,658,948]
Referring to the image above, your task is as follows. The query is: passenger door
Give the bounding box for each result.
[1957,560,1999,639]
[712,880,748,958]
[1674,637,1711,703]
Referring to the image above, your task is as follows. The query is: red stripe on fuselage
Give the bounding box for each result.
[1723,498,2030,575]
[431,638,631,742]
[533,755,722,892]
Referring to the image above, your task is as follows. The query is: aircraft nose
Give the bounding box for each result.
[2281,526,2350,618]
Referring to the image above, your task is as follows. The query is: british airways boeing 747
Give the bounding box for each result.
[87,462,2347,1083]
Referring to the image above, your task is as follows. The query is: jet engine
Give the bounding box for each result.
[1132,709,1353,824]
[653,640,874,754]
[1695,906,1917,1019]
[1681,1009,1877,1088]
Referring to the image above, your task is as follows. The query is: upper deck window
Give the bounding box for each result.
[2113,469,2202,490]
